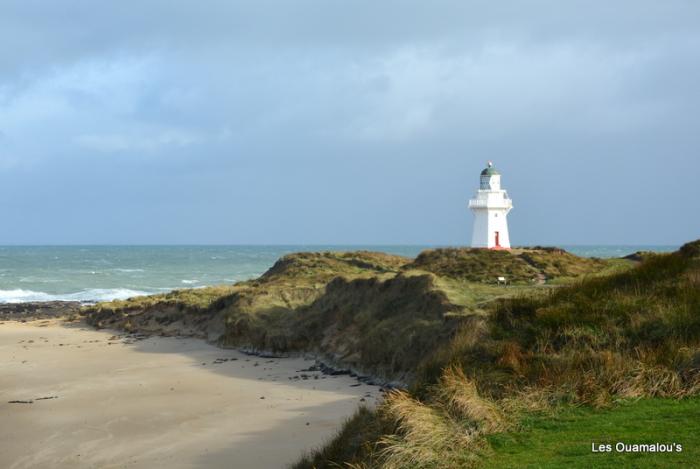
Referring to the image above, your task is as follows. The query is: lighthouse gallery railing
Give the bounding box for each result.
[468,199,512,208]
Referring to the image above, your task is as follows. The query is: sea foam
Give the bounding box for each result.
[0,288,152,304]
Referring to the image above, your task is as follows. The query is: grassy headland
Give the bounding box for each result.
[84,246,615,383]
[81,242,700,468]
[294,240,700,468]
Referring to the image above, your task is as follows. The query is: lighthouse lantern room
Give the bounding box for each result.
[468,162,513,249]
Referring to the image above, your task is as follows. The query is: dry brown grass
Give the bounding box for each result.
[435,367,506,433]
[499,386,564,416]
[369,367,511,469]
[496,342,700,407]
[415,316,489,388]
[378,390,483,469]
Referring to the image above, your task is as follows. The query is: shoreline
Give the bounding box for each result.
[1,318,380,468]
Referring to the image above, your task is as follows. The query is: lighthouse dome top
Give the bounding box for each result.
[480,161,500,176]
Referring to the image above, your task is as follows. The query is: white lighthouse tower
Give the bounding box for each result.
[468,162,513,249]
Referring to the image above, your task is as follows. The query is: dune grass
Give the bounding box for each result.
[87,284,242,312]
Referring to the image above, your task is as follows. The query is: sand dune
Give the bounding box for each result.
[0,320,379,469]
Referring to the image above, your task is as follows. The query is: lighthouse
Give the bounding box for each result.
[468,162,513,249]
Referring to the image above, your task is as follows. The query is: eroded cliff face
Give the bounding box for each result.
[218,273,463,384]
[83,248,620,385]
[85,303,226,340]
[83,251,416,371]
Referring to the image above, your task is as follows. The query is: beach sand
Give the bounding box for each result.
[0,319,379,469]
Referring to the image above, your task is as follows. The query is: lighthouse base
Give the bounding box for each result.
[470,209,511,249]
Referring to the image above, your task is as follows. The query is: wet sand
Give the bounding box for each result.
[0,319,378,469]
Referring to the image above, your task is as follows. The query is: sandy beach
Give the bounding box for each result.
[0,319,379,469]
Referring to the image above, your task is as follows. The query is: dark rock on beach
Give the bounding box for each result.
[0,301,82,321]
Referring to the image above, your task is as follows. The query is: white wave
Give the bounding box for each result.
[0,289,56,303]
[0,288,153,304]
[181,279,199,284]
[114,268,145,273]
[66,288,153,302]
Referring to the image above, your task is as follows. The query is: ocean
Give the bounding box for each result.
[0,245,678,304]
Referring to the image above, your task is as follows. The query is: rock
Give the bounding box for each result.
[0,301,82,321]
[385,381,406,390]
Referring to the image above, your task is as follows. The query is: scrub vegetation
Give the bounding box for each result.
[81,241,700,468]
[294,239,700,468]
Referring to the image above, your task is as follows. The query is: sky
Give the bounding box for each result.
[0,1,698,246]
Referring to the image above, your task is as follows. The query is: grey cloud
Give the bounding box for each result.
[0,1,698,244]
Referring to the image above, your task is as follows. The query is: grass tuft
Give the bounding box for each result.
[378,390,483,469]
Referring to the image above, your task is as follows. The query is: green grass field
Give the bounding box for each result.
[484,398,700,468]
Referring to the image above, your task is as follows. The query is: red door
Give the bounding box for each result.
[495,231,500,248]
